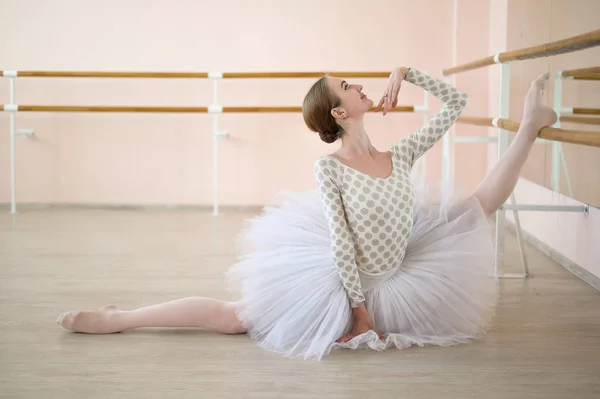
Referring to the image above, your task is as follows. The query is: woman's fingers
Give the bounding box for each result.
[385,82,400,114]
[384,85,395,115]
[375,96,385,112]
[378,68,406,115]
[376,92,390,113]
[391,82,401,109]
[383,79,403,114]
[393,82,400,104]
[382,92,390,115]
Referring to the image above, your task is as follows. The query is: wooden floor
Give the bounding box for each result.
[1,208,599,399]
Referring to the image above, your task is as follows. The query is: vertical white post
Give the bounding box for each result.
[551,72,562,192]
[495,63,528,278]
[509,193,529,277]
[444,0,458,193]
[559,148,573,196]
[495,63,510,275]
[421,88,429,180]
[212,79,219,216]
[9,77,16,214]
[442,75,452,192]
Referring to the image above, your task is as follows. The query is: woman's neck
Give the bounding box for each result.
[337,120,377,159]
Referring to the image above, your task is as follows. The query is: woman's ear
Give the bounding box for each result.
[331,107,347,121]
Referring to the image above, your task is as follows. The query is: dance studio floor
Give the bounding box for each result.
[1,207,599,399]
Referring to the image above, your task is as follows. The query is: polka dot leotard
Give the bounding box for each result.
[314,68,468,307]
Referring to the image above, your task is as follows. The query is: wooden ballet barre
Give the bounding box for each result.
[9,105,210,112]
[559,115,600,126]
[571,74,600,81]
[455,116,495,127]
[571,107,600,115]
[456,116,600,148]
[443,28,600,75]
[3,105,415,113]
[441,57,497,77]
[224,106,414,112]
[561,66,600,80]
[3,71,210,78]
[221,72,392,78]
[1,71,393,79]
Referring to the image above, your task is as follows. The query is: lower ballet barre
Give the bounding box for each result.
[560,66,600,81]
[456,116,600,148]
[559,116,600,126]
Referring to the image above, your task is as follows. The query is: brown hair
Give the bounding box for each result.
[302,76,342,143]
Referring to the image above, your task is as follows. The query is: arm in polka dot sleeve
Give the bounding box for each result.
[394,68,468,167]
[314,158,366,308]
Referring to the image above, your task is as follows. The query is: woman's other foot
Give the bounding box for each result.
[521,72,558,139]
[57,305,123,334]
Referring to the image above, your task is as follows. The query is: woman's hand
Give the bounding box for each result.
[375,66,410,115]
[336,303,385,343]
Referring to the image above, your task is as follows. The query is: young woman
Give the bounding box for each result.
[57,66,557,361]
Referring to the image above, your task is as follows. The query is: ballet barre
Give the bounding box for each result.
[1,68,429,216]
[1,71,395,78]
[456,116,600,148]
[1,105,415,113]
[442,29,600,76]
[442,29,600,279]
[552,67,600,195]
[560,66,600,80]
[559,115,600,126]
[561,107,600,115]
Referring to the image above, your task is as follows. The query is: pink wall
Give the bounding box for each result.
[452,0,491,192]
[2,1,596,276]
[1,0,492,208]
[486,0,508,176]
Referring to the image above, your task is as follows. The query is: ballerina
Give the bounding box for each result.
[57,67,557,361]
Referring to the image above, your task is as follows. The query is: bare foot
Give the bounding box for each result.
[521,72,558,138]
[57,305,123,334]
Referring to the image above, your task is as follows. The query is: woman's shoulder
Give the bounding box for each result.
[314,155,344,183]
[314,154,339,171]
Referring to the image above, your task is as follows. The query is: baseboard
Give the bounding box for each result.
[0,202,264,213]
[506,220,600,291]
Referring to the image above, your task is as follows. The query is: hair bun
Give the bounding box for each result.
[319,130,339,144]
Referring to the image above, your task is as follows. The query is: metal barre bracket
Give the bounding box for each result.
[3,104,18,112]
[3,70,17,77]
[208,72,223,79]
[214,130,229,137]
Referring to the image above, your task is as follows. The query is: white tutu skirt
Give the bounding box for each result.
[226,177,498,361]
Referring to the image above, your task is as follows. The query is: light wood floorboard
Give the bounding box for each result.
[1,208,599,398]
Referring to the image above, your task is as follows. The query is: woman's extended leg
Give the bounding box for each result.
[57,298,247,335]
[473,72,558,215]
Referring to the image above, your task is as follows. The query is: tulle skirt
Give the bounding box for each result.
[226,177,498,361]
